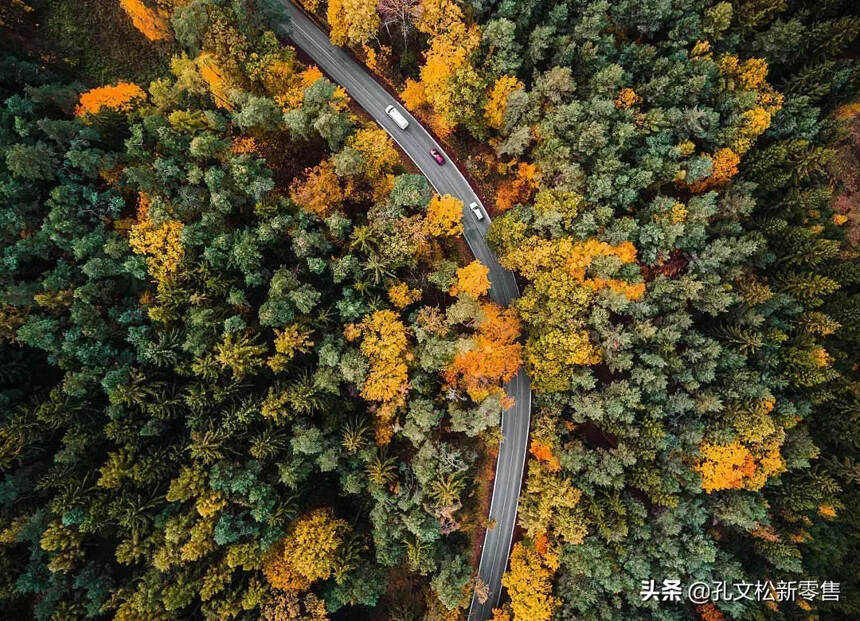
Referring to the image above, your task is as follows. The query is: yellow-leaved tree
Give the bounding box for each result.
[696,436,785,493]
[502,541,560,621]
[264,508,348,591]
[268,324,314,372]
[348,126,400,182]
[425,194,464,237]
[346,309,411,443]
[484,75,523,130]
[128,193,184,288]
[328,0,380,47]
[388,282,422,309]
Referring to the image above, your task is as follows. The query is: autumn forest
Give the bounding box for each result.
[0,1,858,621]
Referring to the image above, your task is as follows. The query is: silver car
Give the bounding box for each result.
[469,201,484,221]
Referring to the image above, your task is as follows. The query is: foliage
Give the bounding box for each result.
[119,0,170,41]
[328,0,380,47]
[502,541,559,621]
[425,193,464,237]
[450,260,490,298]
[75,81,147,116]
[264,508,348,591]
[484,75,523,131]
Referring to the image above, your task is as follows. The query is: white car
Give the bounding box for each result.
[385,104,409,130]
[469,201,484,221]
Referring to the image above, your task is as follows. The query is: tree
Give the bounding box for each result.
[347,310,410,442]
[425,194,463,237]
[75,82,146,116]
[450,260,490,298]
[390,174,431,208]
[214,332,267,378]
[431,553,470,610]
[349,310,409,403]
[119,0,170,41]
[412,0,483,133]
[502,542,558,621]
[400,78,427,111]
[234,94,284,131]
[128,193,184,287]
[696,439,784,493]
[484,75,523,130]
[688,148,741,193]
[517,460,585,544]
[348,126,400,181]
[268,324,314,372]
[444,302,522,401]
[290,160,344,218]
[388,282,421,308]
[495,162,538,211]
[378,0,422,47]
[328,0,381,47]
[4,142,57,180]
[481,19,522,78]
[264,509,349,591]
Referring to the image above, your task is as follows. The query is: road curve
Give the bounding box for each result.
[274,4,532,618]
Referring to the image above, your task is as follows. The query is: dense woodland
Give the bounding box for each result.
[1,1,859,621]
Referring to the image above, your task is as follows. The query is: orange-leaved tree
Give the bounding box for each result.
[444,302,522,401]
[688,148,741,193]
[75,82,146,117]
[290,160,344,218]
[496,162,539,211]
[450,260,490,298]
[614,87,641,109]
[119,0,170,41]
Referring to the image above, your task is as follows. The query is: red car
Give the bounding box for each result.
[430,148,445,165]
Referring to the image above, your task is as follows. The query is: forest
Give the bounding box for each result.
[0,1,858,621]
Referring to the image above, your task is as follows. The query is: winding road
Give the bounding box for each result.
[274,4,532,618]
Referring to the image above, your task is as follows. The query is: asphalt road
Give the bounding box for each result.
[275,4,532,618]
